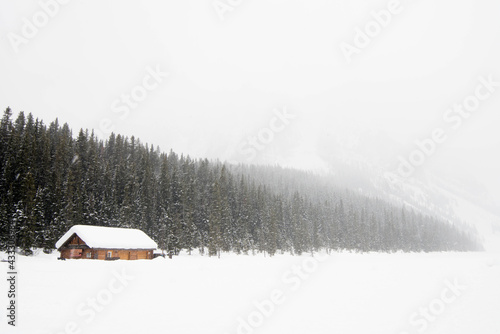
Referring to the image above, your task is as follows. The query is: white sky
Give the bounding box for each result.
[1,0,500,201]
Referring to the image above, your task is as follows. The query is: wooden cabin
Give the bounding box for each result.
[56,225,158,260]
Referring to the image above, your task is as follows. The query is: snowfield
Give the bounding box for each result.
[1,249,500,334]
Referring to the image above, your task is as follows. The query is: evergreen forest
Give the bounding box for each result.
[0,108,482,256]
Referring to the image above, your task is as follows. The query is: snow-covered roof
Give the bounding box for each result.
[55,225,158,250]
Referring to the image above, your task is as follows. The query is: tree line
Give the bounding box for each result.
[0,108,482,255]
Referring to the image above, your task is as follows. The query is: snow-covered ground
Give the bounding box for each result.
[1,249,499,334]
[2,179,499,334]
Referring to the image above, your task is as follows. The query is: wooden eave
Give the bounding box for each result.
[57,233,90,251]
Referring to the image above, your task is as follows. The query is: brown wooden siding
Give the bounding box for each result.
[62,249,155,260]
[61,248,83,259]
[97,250,106,260]
[68,235,86,246]
[82,249,93,259]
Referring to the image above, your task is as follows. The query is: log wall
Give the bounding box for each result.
[60,248,154,260]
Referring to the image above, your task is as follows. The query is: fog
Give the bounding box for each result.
[1,0,500,207]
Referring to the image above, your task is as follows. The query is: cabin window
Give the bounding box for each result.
[86,252,91,259]
[107,251,112,258]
